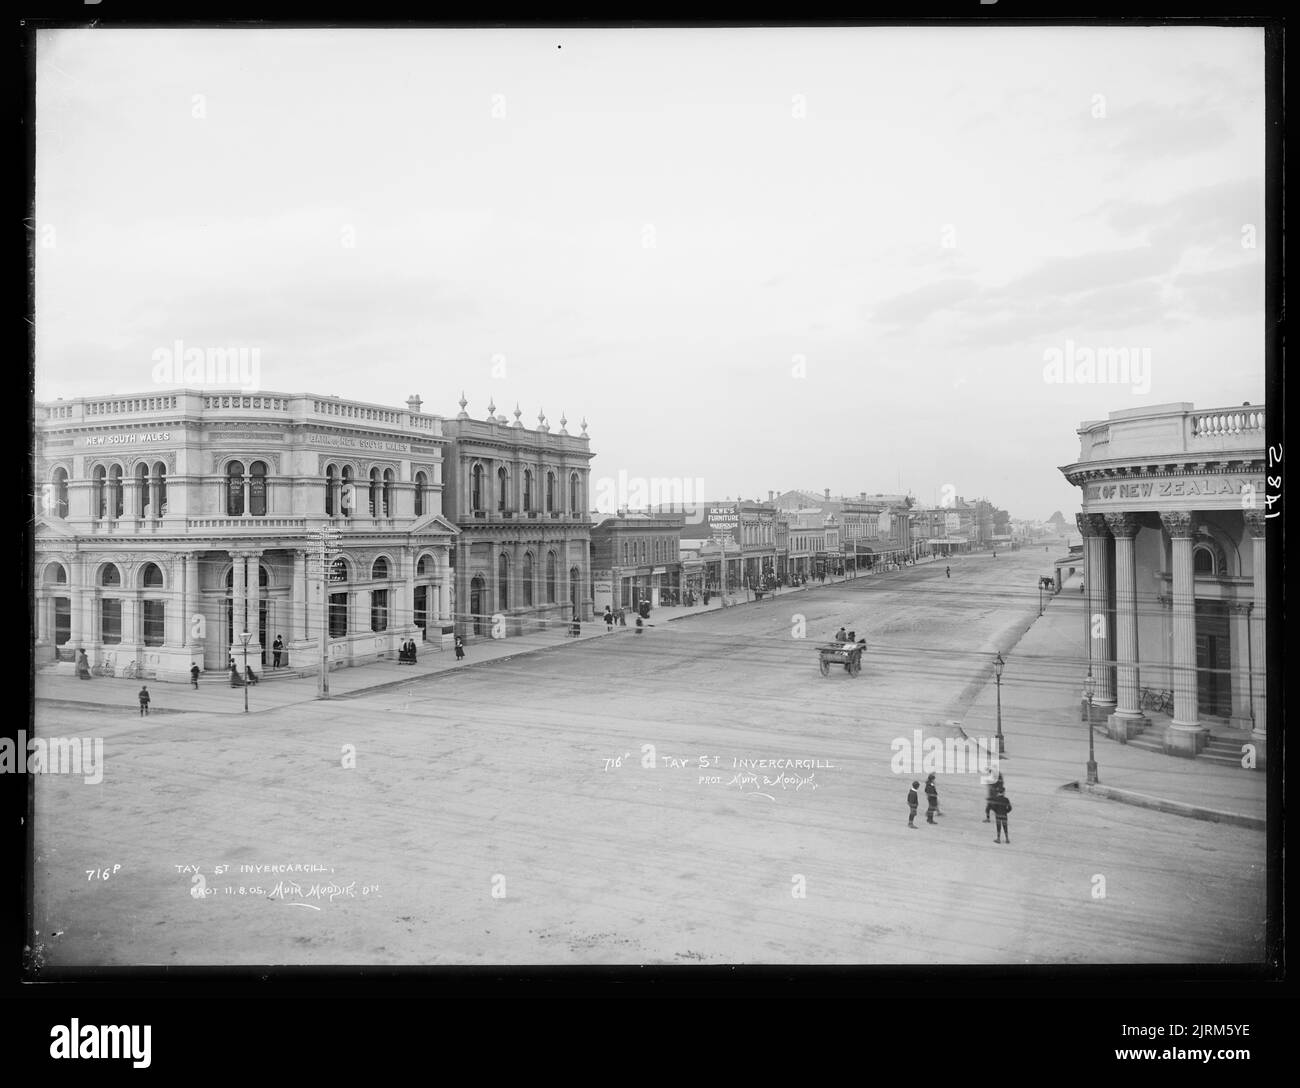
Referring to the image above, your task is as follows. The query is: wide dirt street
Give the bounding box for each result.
[32,549,1265,965]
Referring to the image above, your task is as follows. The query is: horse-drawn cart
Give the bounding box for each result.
[817,641,866,677]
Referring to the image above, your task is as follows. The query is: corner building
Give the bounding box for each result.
[34,389,461,681]
[1059,402,1268,768]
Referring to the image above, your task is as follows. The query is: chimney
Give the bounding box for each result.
[768,490,774,502]
[406,394,422,413]
[824,488,831,500]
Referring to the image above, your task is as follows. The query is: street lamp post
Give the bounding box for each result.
[1084,668,1099,784]
[993,652,1006,757]
[239,629,252,714]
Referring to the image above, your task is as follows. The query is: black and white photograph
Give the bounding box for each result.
[21,15,1283,1030]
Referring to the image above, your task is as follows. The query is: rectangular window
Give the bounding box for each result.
[142,600,165,647]
[371,589,389,632]
[101,599,122,644]
[329,593,348,637]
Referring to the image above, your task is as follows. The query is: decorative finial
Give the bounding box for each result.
[459,391,467,411]
[538,407,546,425]
[580,417,588,436]
[487,396,496,418]
[513,403,523,426]
[559,411,568,435]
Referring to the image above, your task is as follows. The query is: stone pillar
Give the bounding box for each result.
[487,541,500,624]
[165,555,185,648]
[150,473,161,519]
[230,550,246,660]
[70,554,86,650]
[402,547,415,635]
[1245,511,1267,769]
[246,551,263,663]
[1161,511,1204,755]
[1082,514,1115,711]
[1105,513,1146,740]
[438,555,451,625]
[292,550,307,642]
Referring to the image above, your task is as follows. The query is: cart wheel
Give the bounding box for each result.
[819,658,829,677]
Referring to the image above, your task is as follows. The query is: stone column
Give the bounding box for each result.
[1104,512,1146,740]
[292,550,307,642]
[1082,514,1115,711]
[487,541,500,624]
[150,472,161,520]
[1245,511,1267,769]
[438,554,451,625]
[402,547,415,635]
[70,554,86,650]
[165,555,184,648]
[1161,511,1204,755]
[230,550,246,661]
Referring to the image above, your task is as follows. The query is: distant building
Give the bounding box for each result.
[590,510,686,612]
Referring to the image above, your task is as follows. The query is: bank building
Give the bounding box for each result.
[1059,401,1269,769]
[34,389,593,683]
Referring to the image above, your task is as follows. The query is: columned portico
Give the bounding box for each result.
[1104,512,1146,740]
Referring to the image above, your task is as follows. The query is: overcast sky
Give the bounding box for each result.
[35,27,1266,520]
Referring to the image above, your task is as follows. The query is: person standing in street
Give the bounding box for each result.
[925,773,941,823]
[138,686,151,716]
[190,663,200,689]
[991,789,1013,844]
[454,635,465,661]
[907,781,920,828]
[273,635,284,668]
[984,773,1005,822]
[945,566,951,578]
[604,607,614,632]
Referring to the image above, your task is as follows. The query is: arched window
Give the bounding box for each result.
[1194,547,1214,575]
[372,557,389,580]
[141,563,165,646]
[330,556,349,584]
[523,470,533,512]
[341,466,355,515]
[45,562,67,585]
[101,564,121,588]
[417,555,428,577]
[154,461,167,516]
[371,559,389,631]
[498,552,509,611]
[250,461,268,517]
[546,471,556,513]
[414,471,427,517]
[369,468,381,517]
[570,472,581,514]
[226,461,245,516]
[546,552,557,604]
[382,469,394,518]
[92,466,106,518]
[523,552,534,606]
[622,542,629,564]
[109,465,124,518]
[52,468,69,518]
[497,467,509,512]
[640,541,647,563]
[136,462,149,516]
[100,566,121,643]
[472,464,484,512]
[326,465,337,515]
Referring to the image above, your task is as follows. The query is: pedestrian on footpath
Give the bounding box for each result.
[454,635,465,661]
[138,686,151,716]
[990,789,1013,844]
[945,566,950,578]
[76,648,91,679]
[273,635,284,668]
[604,607,614,632]
[907,781,920,828]
[925,773,941,823]
[635,614,644,635]
[984,773,1004,822]
[190,663,200,689]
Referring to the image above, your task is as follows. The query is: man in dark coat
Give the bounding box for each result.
[990,790,1013,844]
[191,664,200,689]
[138,686,151,716]
[907,781,920,828]
[924,773,941,823]
[454,635,465,661]
[604,607,614,631]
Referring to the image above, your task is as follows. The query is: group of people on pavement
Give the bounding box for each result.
[907,771,1012,844]
[603,599,652,635]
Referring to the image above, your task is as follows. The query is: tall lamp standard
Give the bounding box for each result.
[993,652,1006,757]
[1083,668,1099,784]
[239,630,252,714]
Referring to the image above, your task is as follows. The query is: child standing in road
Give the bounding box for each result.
[991,790,1012,843]
[925,773,941,823]
[190,664,200,689]
[907,781,920,828]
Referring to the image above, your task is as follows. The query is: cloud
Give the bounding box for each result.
[867,278,980,326]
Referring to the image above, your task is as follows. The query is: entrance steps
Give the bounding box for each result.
[1113,716,1251,768]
